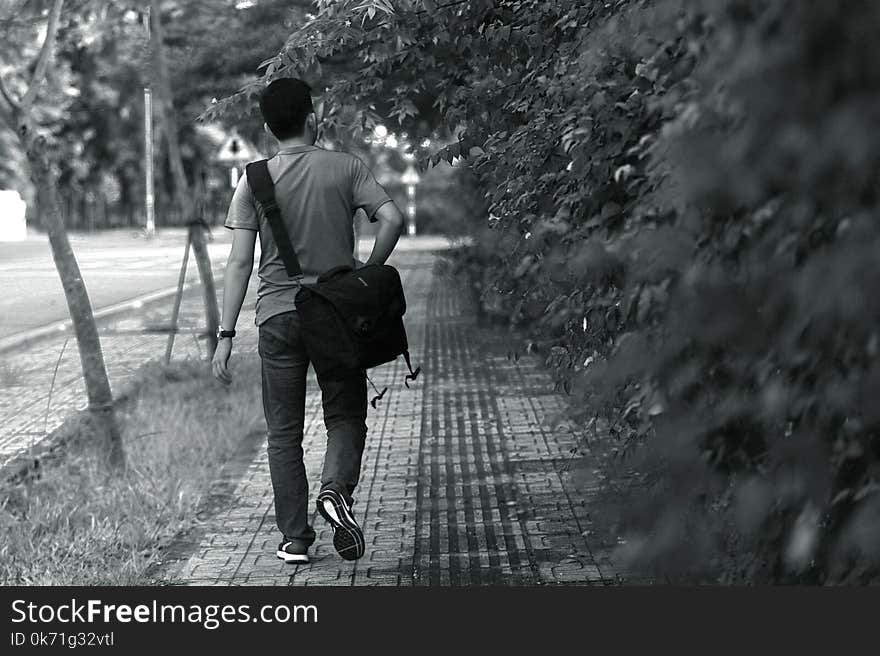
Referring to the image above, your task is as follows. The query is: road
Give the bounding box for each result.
[0,228,232,342]
[0,229,454,348]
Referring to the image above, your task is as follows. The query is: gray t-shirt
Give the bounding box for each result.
[225,144,392,325]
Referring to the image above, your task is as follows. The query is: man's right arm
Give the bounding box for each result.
[365,201,405,266]
[349,155,403,266]
[212,174,259,384]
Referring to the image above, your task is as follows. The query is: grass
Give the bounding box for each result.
[0,360,26,387]
[0,355,263,585]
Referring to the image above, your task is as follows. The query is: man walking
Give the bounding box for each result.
[211,78,404,563]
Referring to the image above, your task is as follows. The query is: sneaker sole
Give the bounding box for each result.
[275,550,309,564]
[317,491,365,561]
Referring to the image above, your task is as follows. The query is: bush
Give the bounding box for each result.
[439,0,880,583]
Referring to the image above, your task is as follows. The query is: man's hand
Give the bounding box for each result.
[212,338,234,384]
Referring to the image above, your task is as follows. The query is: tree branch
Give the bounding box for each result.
[0,74,21,115]
[0,105,13,132]
[414,0,472,16]
[21,0,65,110]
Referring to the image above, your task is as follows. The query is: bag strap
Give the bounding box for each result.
[245,159,302,278]
[367,374,388,409]
[403,350,421,388]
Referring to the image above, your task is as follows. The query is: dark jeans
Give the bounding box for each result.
[258,310,367,546]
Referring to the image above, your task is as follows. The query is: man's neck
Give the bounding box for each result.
[276,136,314,150]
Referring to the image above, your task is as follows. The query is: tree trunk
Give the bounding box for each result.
[0,0,123,471]
[19,122,125,470]
[149,0,219,357]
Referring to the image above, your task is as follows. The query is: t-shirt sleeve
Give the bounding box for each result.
[350,157,392,223]
[224,174,259,231]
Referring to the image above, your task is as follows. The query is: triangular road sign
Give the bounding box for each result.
[215,133,261,163]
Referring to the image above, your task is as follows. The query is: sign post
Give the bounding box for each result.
[401,164,420,236]
[216,133,261,190]
[143,10,155,238]
[144,87,155,237]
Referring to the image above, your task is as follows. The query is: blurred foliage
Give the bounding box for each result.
[0,0,73,212]
[380,163,487,235]
[206,0,880,583]
[0,0,301,226]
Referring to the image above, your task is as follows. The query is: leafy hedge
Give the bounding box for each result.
[212,0,880,583]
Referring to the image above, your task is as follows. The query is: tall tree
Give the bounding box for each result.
[0,0,124,470]
[148,0,219,356]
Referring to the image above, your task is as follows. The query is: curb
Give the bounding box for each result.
[0,279,205,355]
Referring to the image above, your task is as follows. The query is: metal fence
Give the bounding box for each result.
[55,187,230,232]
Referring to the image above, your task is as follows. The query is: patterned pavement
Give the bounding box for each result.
[155,247,629,586]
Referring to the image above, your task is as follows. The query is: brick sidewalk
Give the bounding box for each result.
[155,250,629,586]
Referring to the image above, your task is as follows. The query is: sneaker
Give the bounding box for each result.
[316,488,365,561]
[276,539,310,564]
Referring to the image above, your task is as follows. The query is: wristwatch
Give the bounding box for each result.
[217,328,236,340]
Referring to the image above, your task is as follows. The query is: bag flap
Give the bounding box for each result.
[302,264,407,335]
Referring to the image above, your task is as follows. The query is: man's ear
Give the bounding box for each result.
[308,111,319,143]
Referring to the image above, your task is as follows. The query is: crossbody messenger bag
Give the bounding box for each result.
[245,159,421,400]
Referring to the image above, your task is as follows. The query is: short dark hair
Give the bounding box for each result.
[259,78,313,140]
